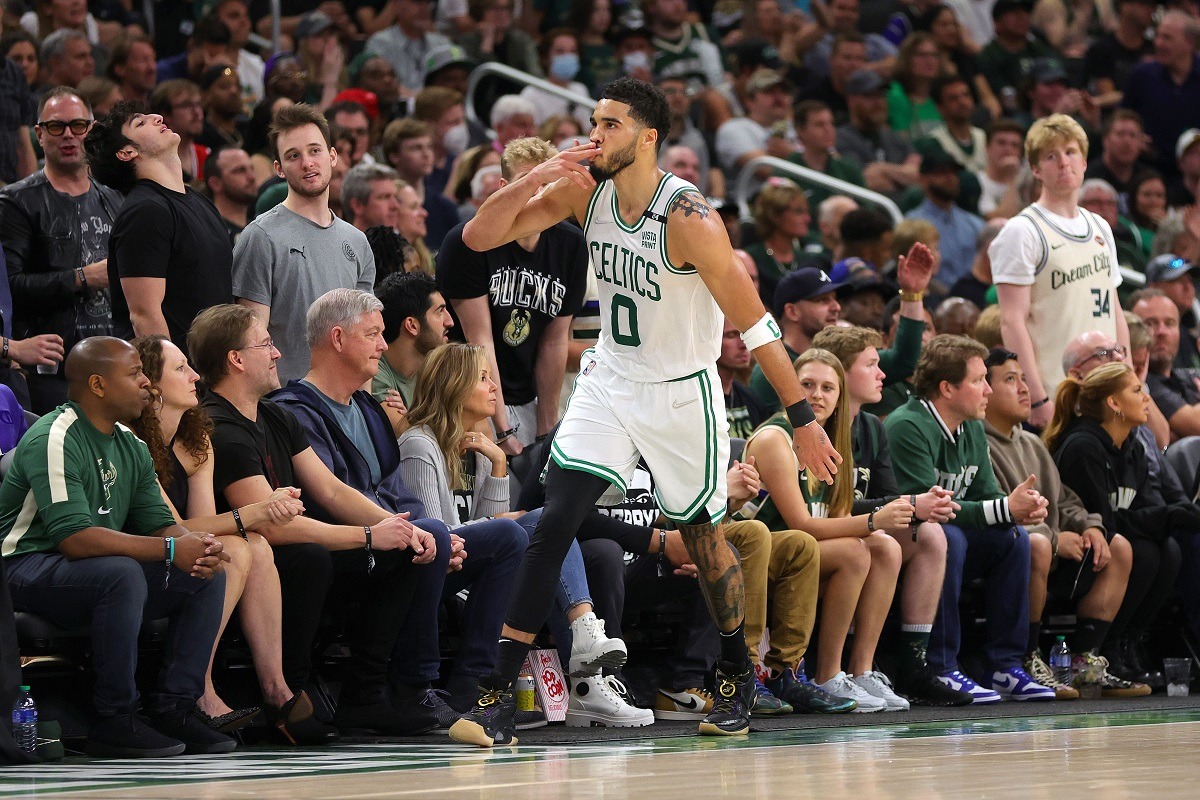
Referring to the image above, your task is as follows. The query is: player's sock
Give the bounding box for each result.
[485,638,534,689]
[719,623,750,671]
[1028,621,1042,655]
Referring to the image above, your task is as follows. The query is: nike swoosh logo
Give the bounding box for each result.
[666,694,702,710]
[1050,243,1064,250]
[671,398,698,409]
[97,507,111,515]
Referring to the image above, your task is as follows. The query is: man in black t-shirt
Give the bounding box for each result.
[84,101,233,358]
[436,137,587,456]
[189,303,449,738]
[1083,0,1155,100]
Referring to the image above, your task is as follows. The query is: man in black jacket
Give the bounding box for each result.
[0,87,119,412]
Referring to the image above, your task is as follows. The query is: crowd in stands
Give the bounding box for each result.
[5,0,1200,763]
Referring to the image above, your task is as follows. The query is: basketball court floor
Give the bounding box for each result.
[4,704,1200,799]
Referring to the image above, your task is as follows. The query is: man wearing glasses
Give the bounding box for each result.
[0,88,118,413]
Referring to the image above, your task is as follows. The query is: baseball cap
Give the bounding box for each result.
[1029,57,1067,85]
[1146,253,1195,283]
[198,63,237,91]
[730,39,782,72]
[773,268,848,318]
[835,261,895,299]
[992,0,1032,19]
[332,88,379,120]
[1178,128,1200,161]
[423,44,477,83]
[744,68,785,95]
[919,149,960,174]
[845,70,885,96]
[295,10,334,41]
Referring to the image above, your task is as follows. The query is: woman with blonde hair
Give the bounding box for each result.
[746,349,915,712]
[744,178,815,308]
[127,336,338,745]
[1046,362,1191,689]
[396,178,434,274]
[398,343,648,726]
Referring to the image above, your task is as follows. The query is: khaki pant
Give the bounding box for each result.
[724,520,820,675]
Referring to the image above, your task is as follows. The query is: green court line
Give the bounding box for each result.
[3,709,1200,797]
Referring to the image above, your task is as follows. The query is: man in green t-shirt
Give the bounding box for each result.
[0,337,231,758]
[373,272,454,436]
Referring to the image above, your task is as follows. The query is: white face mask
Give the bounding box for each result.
[443,123,469,156]
[622,51,650,73]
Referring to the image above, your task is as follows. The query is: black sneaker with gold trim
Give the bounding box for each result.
[698,661,754,736]
[448,684,518,747]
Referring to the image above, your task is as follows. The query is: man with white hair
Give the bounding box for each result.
[342,162,402,233]
[816,195,858,262]
[660,143,707,195]
[489,95,537,154]
[40,28,95,89]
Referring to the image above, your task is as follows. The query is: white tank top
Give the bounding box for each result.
[1021,204,1119,394]
[582,171,723,382]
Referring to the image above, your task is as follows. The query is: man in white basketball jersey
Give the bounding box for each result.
[448,78,843,747]
[991,113,1131,428]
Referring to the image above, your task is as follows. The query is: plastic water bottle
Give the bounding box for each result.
[11,685,37,754]
[1049,636,1072,685]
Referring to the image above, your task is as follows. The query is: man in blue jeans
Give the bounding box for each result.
[270,289,495,730]
[0,337,232,758]
[886,335,1056,703]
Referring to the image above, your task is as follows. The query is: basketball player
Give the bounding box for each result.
[991,113,1130,428]
[447,78,847,747]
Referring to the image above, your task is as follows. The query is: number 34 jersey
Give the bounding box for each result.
[989,203,1121,396]
[582,171,724,383]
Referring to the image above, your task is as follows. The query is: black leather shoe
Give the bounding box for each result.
[86,713,186,758]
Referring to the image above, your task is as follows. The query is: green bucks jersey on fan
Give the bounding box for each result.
[582,172,723,383]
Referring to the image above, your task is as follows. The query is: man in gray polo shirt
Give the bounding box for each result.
[233,104,374,383]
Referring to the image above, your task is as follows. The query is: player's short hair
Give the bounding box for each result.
[501,136,557,180]
[1025,113,1089,166]
[985,118,1024,146]
[600,77,670,154]
[912,334,989,399]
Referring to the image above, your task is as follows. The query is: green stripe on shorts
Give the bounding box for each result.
[551,441,628,493]
[658,372,720,523]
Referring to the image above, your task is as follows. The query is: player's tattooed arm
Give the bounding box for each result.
[668,190,711,220]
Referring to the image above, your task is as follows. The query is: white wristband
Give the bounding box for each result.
[740,313,783,351]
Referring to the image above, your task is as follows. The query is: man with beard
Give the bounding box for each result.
[906,150,985,287]
[1131,289,1200,439]
[448,77,841,747]
[990,114,1128,429]
[835,70,919,200]
[232,103,375,384]
[204,147,257,241]
[84,102,233,361]
[372,272,454,434]
[0,87,114,413]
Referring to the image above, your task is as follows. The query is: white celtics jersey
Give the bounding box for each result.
[582,171,723,382]
[1022,204,1120,393]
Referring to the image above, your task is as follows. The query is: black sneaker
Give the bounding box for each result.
[335,697,440,736]
[265,691,340,746]
[768,668,857,713]
[147,708,237,754]
[448,685,518,747]
[896,665,973,707]
[421,689,461,734]
[698,661,754,736]
[86,712,186,758]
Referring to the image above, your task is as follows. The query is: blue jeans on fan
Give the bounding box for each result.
[929,524,1030,677]
[391,510,593,685]
[6,552,225,716]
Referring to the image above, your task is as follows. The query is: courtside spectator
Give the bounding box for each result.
[40,29,96,90]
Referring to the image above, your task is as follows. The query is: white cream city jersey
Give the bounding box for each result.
[1015,204,1120,393]
[582,171,723,382]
